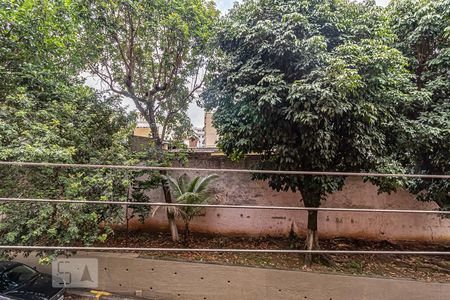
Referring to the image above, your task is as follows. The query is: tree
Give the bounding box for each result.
[0,77,136,258]
[161,174,218,241]
[0,0,81,74]
[203,0,413,265]
[0,0,135,258]
[77,0,219,241]
[389,0,450,210]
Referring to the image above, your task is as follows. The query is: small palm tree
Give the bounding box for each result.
[155,174,218,240]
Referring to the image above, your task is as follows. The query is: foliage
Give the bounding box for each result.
[128,141,190,224]
[0,76,136,257]
[0,0,82,75]
[76,0,219,241]
[0,0,136,258]
[202,0,414,261]
[77,0,219,144]
[389,0,450,210]
[158,174,218,239]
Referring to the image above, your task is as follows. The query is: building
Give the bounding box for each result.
[204,111,218,148]
[133,115,154,138]
[186,127,205,148]
[132,112,218,149]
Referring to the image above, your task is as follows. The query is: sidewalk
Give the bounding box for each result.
[17,252,450,300]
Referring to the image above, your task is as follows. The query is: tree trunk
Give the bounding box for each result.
[168,214,179,242]
[304,210,319,267]
[161,175,179,242]
[299,187,321,267]
[183,221,189,243]
[148,110,180,242]
[134,102,180,242]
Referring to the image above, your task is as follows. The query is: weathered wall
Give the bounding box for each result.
[17,252,450,300]
[127,152,450,242]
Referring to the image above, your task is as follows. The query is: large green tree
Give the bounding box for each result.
[203,0,413,265]
[0,0,135,257]
[0,76,135,257]
[389,0,450,210]
[77,0,219,241]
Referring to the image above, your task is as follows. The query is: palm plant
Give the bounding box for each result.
[155,174,218,240]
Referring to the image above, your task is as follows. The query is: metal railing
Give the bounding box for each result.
[0,197,448,215]
[0,161,448,256]
[0,245,448,255]
[1,161,449,179]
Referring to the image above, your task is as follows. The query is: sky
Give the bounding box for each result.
[87,0,391,127]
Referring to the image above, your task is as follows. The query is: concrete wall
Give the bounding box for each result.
[17,252,450,300]
[127,153,450,242]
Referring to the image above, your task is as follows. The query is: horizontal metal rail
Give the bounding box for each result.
[1,161,449,179]
[0,197,448,215]
[0,245,448,255]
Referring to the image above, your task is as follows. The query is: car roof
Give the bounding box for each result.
[0,261,21,272]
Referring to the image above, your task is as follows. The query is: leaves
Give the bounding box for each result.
[78,0,219,144]
[166,174,218,223]
[389,0,450,209]
[0,0,136,257]
[203,0,412,206]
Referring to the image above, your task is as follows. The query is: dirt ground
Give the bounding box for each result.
[101,230,450,283]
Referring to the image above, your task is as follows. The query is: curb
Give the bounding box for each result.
[65,289,152,300]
